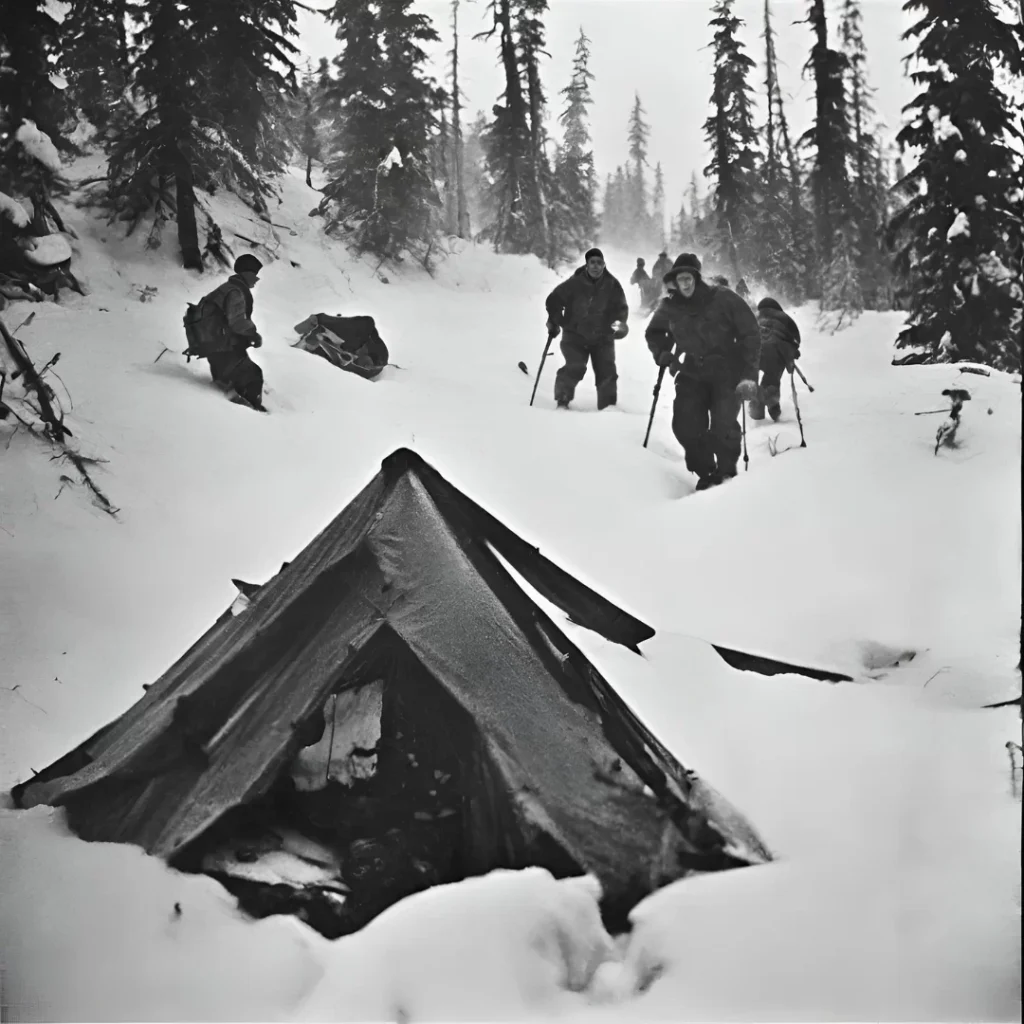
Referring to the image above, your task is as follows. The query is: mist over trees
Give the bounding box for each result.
[2,0,1020,368]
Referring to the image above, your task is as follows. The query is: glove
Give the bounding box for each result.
[546,320,560,339]
[735,379,759,401]
[656,350,676,369]
[250,333,263,349]
[612,321,629,340]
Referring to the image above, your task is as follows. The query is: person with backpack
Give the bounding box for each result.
[545,248,629,411]
[749,297,801,422]
[184,254,266,411]
[651,251,672,282]
[645,253,761,490]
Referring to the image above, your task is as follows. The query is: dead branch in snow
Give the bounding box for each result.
[1,315,120,518]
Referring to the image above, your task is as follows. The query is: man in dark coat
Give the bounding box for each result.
[750,297,801,421]
[545,248,629,410]
[196,254,265,410]
[629,258,650,289]
[645,253,761,489]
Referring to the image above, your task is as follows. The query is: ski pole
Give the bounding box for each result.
[790,369,807,447]
[793,363,815,392]
[741,401,749,471]
[642,364,667,448]
[529,333,556,407]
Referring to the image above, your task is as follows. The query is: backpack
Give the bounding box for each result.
[182,288,233,360]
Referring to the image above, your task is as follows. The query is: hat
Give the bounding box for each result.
[636,257,645,266]
[663,253,701,283]
[757,297,783,312]
[234,254,263,275]
[584,248,605,263]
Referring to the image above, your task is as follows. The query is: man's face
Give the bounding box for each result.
[586,256,605,279]
[240,270,260,288]
[677,272,697,298]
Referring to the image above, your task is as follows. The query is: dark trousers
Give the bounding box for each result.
[751,342,792,417]
[553,333,617,408]
[208,348,264,405]
[671,374,742,478]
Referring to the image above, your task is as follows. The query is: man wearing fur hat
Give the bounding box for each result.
[645,253,761,489]
[545,248,629,410]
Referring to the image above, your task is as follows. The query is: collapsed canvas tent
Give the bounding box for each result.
[12,449,770,935]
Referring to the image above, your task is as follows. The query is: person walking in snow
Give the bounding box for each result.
[651,251,672,282]
[545,248,629,410]
[192,254,266,411]
[645,253,761,490]
[630,257,660,312]
[749,297,801,422]
[629,257,650,290]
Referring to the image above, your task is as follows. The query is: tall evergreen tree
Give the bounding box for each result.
[1,0,69,251]
[703,0,760,279]
[462,110,491,236]
[552,26,597,258]
[625,93,651,246]
[448,0,470,238]
[516,0,551,261]
[888,0,1023,371]
[320,0,444,259]
[800,0,851,282]
[651,162,666,247]
[840,0,891,308]
[60,0,131,134]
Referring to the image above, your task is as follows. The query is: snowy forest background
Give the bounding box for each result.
[1,0,1022,370]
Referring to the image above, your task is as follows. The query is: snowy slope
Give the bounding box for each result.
[0,160,1020,1022]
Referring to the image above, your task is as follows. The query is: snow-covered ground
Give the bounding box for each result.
[1,161,1020,1022]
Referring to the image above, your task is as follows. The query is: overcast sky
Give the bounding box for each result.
[297,0,919,208]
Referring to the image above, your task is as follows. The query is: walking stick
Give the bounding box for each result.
[741,401,749,471]
[792,363,815,392]
[790,369,807,447]
[642,365,667,448]
[529,332,556,407]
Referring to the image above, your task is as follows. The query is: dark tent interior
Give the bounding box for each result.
[12,448,771,936]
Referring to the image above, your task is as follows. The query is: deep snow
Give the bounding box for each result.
[0,160,1020,1022]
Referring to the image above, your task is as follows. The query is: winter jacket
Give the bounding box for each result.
[645,281,761,384]
[546,267,629,345]
[199,275,259,353]
[757,303,801,366]
[629,267,650,286]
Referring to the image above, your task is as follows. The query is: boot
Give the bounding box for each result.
[764,385,782,422]
[694,472,721,491]
[748,393,766,420]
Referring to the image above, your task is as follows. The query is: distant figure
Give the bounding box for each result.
[186,254,266,411]
[712,275,730,287]
[750,297,801,422]
[651,251,672,282]
[629,257,650,289]
[645,253,761,490]
[736,278,751,300]
[545,248,629,411]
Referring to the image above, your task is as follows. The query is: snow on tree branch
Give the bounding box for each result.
[15,122,63,174]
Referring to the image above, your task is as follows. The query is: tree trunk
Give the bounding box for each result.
[174,158,204,270]
[495,0,525,250]
[306,153,313,188]
[451,0,470,238]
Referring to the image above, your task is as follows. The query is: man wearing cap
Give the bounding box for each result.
[652,251,672,282]
[645,253,761,489]
[750,296,801,421]
[197,253,266,410]
[544,248,629,410]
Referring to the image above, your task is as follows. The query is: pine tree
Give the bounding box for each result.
[750,0,808,301]
[703,0,760,280]
[1,0,70,254]
[60,0,131,134]
[840,0,891,308]
[625,93,651,248]
[888,0,1023,371]
[448,0,470,238]
[517,0,551,262]
[462,111,491,236]
[651,162,666,247]
[552,26,597,259]
[800,0,851,283]
[320,0,444,260]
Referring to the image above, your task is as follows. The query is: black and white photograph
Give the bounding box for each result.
[1,0,1021,1019]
